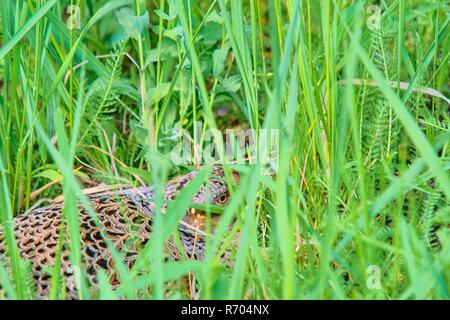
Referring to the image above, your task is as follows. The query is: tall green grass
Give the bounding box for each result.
[0,0,449,299]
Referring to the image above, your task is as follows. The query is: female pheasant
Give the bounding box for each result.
[0,166,240,299]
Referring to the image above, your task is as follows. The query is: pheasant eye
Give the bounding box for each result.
[216,194,228,204]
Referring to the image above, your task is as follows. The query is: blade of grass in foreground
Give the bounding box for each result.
[340,11,450,202]
[0,253,17,299]
[45,0,133,101]
[45,12,110,79]
[128,167,211,298]
[369,132,450,217]
[173,0,218,132]
[53,108,89,299]
[228,168,261,299]
[218,0,259,129]
[0,155,27,299]
[24,77,132,300]
[0,0,58,61]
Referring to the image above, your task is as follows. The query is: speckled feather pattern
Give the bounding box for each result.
[0,166,238,299]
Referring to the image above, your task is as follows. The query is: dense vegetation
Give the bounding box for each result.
[0,0,449,299]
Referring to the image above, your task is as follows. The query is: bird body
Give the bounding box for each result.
[0,166,238,299]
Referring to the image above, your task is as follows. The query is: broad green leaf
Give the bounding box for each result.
[217,75,242,93]
[213,42,231,78]
[117,8,150,40]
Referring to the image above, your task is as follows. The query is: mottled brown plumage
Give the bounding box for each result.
[0,166,239,299]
